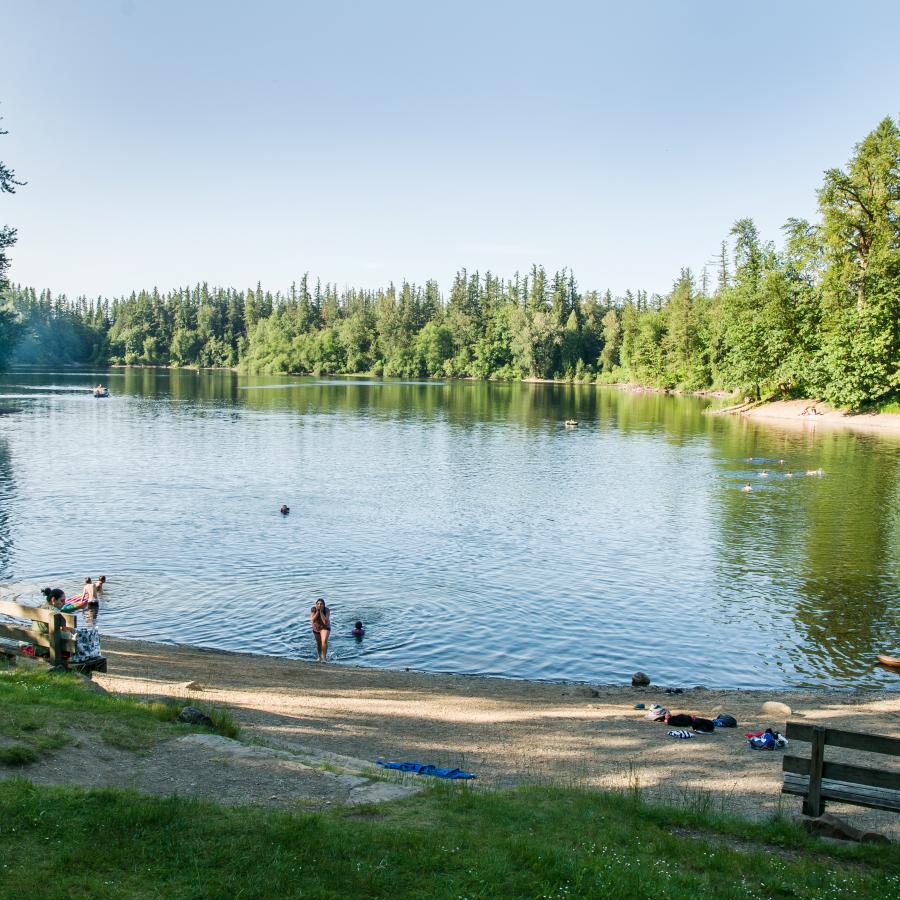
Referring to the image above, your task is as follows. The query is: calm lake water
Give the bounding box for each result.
[1,367,898,690]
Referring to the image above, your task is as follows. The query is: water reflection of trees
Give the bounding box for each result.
[0,435,14,578]
[112,368,727,438]
[713,423,900,683]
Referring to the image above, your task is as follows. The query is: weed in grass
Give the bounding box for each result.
[204,705,240,739]
[0,744,38,766]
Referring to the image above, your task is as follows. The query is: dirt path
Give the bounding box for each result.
[90,638,900,836]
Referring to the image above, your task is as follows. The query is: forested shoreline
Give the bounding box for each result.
[2,117,898,409]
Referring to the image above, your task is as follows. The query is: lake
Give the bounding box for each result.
[1,367,898,690]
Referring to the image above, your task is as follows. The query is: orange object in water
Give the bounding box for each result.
[877,654,900,668]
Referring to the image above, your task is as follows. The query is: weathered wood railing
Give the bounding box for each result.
[0,600,80,668]
[781,721,900,816]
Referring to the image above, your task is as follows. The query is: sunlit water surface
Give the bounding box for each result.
[1,367,898,689]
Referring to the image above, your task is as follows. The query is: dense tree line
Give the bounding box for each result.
[0,112,25,354]
[1,117,897,409]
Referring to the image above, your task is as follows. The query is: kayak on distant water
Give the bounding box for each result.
[877,654,900,669]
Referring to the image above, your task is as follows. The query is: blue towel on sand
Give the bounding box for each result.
[376,760,477,779]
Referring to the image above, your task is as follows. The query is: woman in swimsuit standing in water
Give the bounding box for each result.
[310,598,331,662]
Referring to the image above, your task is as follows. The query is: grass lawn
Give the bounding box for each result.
[1,668,898,898]
[1,780,898,899]
[0,667,238,762]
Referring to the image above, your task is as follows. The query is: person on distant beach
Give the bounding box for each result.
[310,598,331,661]
[351,621,365,638]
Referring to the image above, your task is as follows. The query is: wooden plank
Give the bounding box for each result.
[0,600,76,627]
[785,721,900,757]
[0,622,52,648]
[783,773,900,813]
[784,755,900,791]
[0,623,74,652]
[804,726,826,817]
[783,754,811,776]
[71,656,107,674]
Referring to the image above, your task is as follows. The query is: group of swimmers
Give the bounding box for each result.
[309,597,365,662]
[741,460,825,491]
[41,576,106,626]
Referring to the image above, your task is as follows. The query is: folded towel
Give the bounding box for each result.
[667,729,694,739]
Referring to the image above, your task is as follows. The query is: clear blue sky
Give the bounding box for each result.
[3,0,898,300]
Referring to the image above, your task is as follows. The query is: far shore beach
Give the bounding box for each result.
[711,397,900,435]
[86,636,900,837]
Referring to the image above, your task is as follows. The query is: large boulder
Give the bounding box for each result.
[631,671,651,687]
[761,700,792,718]
[177,706,215,728]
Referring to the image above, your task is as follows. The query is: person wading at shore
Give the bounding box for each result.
[310,598,331,662]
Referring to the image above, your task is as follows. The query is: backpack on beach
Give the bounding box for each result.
[691,717,715,733]
[665,713,693,727]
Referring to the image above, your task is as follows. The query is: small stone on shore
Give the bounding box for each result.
[632,671,651,687]
[181,681,203,691]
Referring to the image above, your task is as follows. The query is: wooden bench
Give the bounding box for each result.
[782,721,900,816]
[0,600,107,675]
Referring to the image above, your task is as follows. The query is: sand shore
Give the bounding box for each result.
[91,637,900,836]
[715,398,900,435]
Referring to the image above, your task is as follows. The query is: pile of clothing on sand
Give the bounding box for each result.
[640,703,788,748]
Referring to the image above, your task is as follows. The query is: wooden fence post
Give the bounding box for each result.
[803,725,826,817]
[48,613,65,668]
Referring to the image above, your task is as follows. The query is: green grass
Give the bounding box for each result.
[0,745,38,766]
[2,668,898,897]
[0,668,239,762]
[0,779,897,899]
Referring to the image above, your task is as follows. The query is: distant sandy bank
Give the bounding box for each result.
[712,398,900,435]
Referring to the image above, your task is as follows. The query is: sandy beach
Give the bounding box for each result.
[716,398,900,435]
[83,637,900,837]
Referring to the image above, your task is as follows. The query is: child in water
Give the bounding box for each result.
[82,577,100,626]
[351,621,365,638]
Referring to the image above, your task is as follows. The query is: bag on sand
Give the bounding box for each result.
[665,713,693,727]
[691,717,716,733]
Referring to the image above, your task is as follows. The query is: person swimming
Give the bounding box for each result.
[280,504,290,515]
[351,621,365,638]
[95,575,107,594]
[741,483,753,492]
